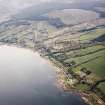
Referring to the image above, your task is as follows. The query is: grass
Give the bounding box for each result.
[76,84,89,91]
[98,82,105,93]
[65,45,105,78]
[66,45,105,57]
[80,28,105,41]
[79,56,105,77]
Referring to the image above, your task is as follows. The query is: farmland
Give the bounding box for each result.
[0,2,105,104]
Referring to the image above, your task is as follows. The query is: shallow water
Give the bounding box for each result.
[0,45,85,105]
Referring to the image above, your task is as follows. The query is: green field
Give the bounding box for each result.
[66,45,105,58]
[76,84,89,91]
[65,45,105,78]
[98,82,105,93]
[80,28,105,42]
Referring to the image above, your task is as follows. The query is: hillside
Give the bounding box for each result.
[45,9,99,25]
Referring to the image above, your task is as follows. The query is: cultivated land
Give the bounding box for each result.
[0,2,105,105]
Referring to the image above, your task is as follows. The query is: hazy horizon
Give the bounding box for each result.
[0,0,103,23]
[0,0,101,13]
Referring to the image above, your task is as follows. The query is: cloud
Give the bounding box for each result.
[0,0,40,11]
[0,0,75,13]
[0,0,53,22]
[0,0,100,23]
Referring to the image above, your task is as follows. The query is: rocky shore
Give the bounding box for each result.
[0,42,104,105]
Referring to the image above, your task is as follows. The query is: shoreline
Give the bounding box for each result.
[41,56,91,105]
[0,43,94,105]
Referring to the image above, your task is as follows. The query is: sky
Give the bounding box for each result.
[0,0,75,11]
[0,0,100,13]
[0,0,43,11]
[0,0,51,22]
[0,0,74,18]
[0,0,100,23]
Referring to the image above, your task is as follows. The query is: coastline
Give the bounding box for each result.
[0,43,94,105]
[40,55,91,105]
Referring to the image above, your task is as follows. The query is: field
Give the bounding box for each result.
[46,9,99,25]
[80,28,105,42]
[0,10,105,103]
[98,82,105,93]
[61,28,105,94]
